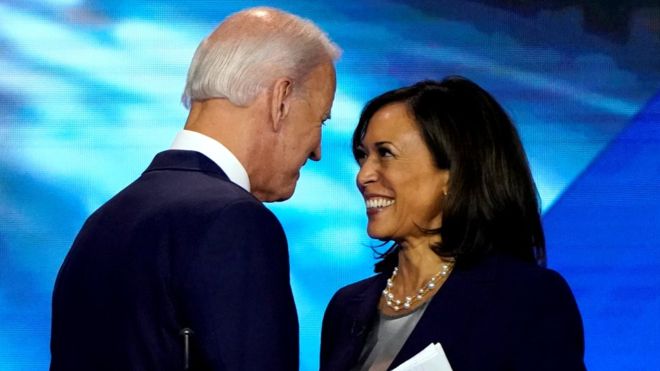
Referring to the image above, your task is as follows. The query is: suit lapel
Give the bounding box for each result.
[389,255,500,369]
[338,274,387,370]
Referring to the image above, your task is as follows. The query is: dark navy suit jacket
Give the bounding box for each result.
[51,150,298,371]
[321,253,585,371]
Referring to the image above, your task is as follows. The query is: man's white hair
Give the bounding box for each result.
[182,7,341,109]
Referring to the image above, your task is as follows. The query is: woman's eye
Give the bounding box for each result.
[354,149,367,163]
[378,147,393,157]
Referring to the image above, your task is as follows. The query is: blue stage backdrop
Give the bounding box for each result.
[1,1,658,370]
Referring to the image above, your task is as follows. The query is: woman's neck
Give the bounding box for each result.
[394,238,447,294]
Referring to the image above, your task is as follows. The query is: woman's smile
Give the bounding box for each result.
[365,197,396,216]
[356,103,448,242]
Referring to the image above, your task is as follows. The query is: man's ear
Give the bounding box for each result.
[270,77,293,132]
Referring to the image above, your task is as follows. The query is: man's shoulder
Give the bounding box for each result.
[114,158,255,208]
[87,160,272,233]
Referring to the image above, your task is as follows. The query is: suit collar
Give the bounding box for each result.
[170,130,250,192]
[144,150,230,182]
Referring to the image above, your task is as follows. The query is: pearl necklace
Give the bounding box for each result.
[382,262,454,311]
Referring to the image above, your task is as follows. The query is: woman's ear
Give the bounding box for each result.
[270,77,292,132]
[441,170,450,196]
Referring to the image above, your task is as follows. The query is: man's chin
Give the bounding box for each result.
[257,183,296,203]
[275,186,296,202]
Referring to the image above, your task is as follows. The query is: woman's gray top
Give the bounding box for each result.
[351,302,430,371]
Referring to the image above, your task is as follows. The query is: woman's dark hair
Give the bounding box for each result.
[352,76,546,272]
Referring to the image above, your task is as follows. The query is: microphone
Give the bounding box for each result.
[180,327,194,370]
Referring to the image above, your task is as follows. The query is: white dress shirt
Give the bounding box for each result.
[170,129,251,192]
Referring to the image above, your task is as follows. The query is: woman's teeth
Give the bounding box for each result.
[366,198,395,209]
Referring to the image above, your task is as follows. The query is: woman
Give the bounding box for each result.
[320,76,585,371]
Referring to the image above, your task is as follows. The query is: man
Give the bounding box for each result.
[50,7,339,370]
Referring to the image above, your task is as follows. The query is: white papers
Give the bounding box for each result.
[392,343,452,371]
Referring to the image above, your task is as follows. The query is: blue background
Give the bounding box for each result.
[1,1,659,370]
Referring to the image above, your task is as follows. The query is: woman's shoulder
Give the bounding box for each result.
[326,273,386,307]
[493,254,572,290]
[335,273,384,295]
[484,254,579,312]
[487,254,585,364]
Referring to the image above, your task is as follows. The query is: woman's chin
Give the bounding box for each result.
[367,227,391,241]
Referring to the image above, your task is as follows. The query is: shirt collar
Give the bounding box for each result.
[170,129,251,192]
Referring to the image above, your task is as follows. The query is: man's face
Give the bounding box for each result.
[268,62,336,201]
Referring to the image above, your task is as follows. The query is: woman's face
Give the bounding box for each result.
[356,102,449,244]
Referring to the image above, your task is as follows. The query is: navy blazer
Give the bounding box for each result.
[321,253,585,371]
[51,150,298,371]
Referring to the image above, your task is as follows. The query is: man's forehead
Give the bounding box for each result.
[302,63,336,99]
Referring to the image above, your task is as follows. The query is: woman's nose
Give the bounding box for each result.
[356,158,377,191]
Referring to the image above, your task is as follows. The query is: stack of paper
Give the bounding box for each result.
[392,343,452,371]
